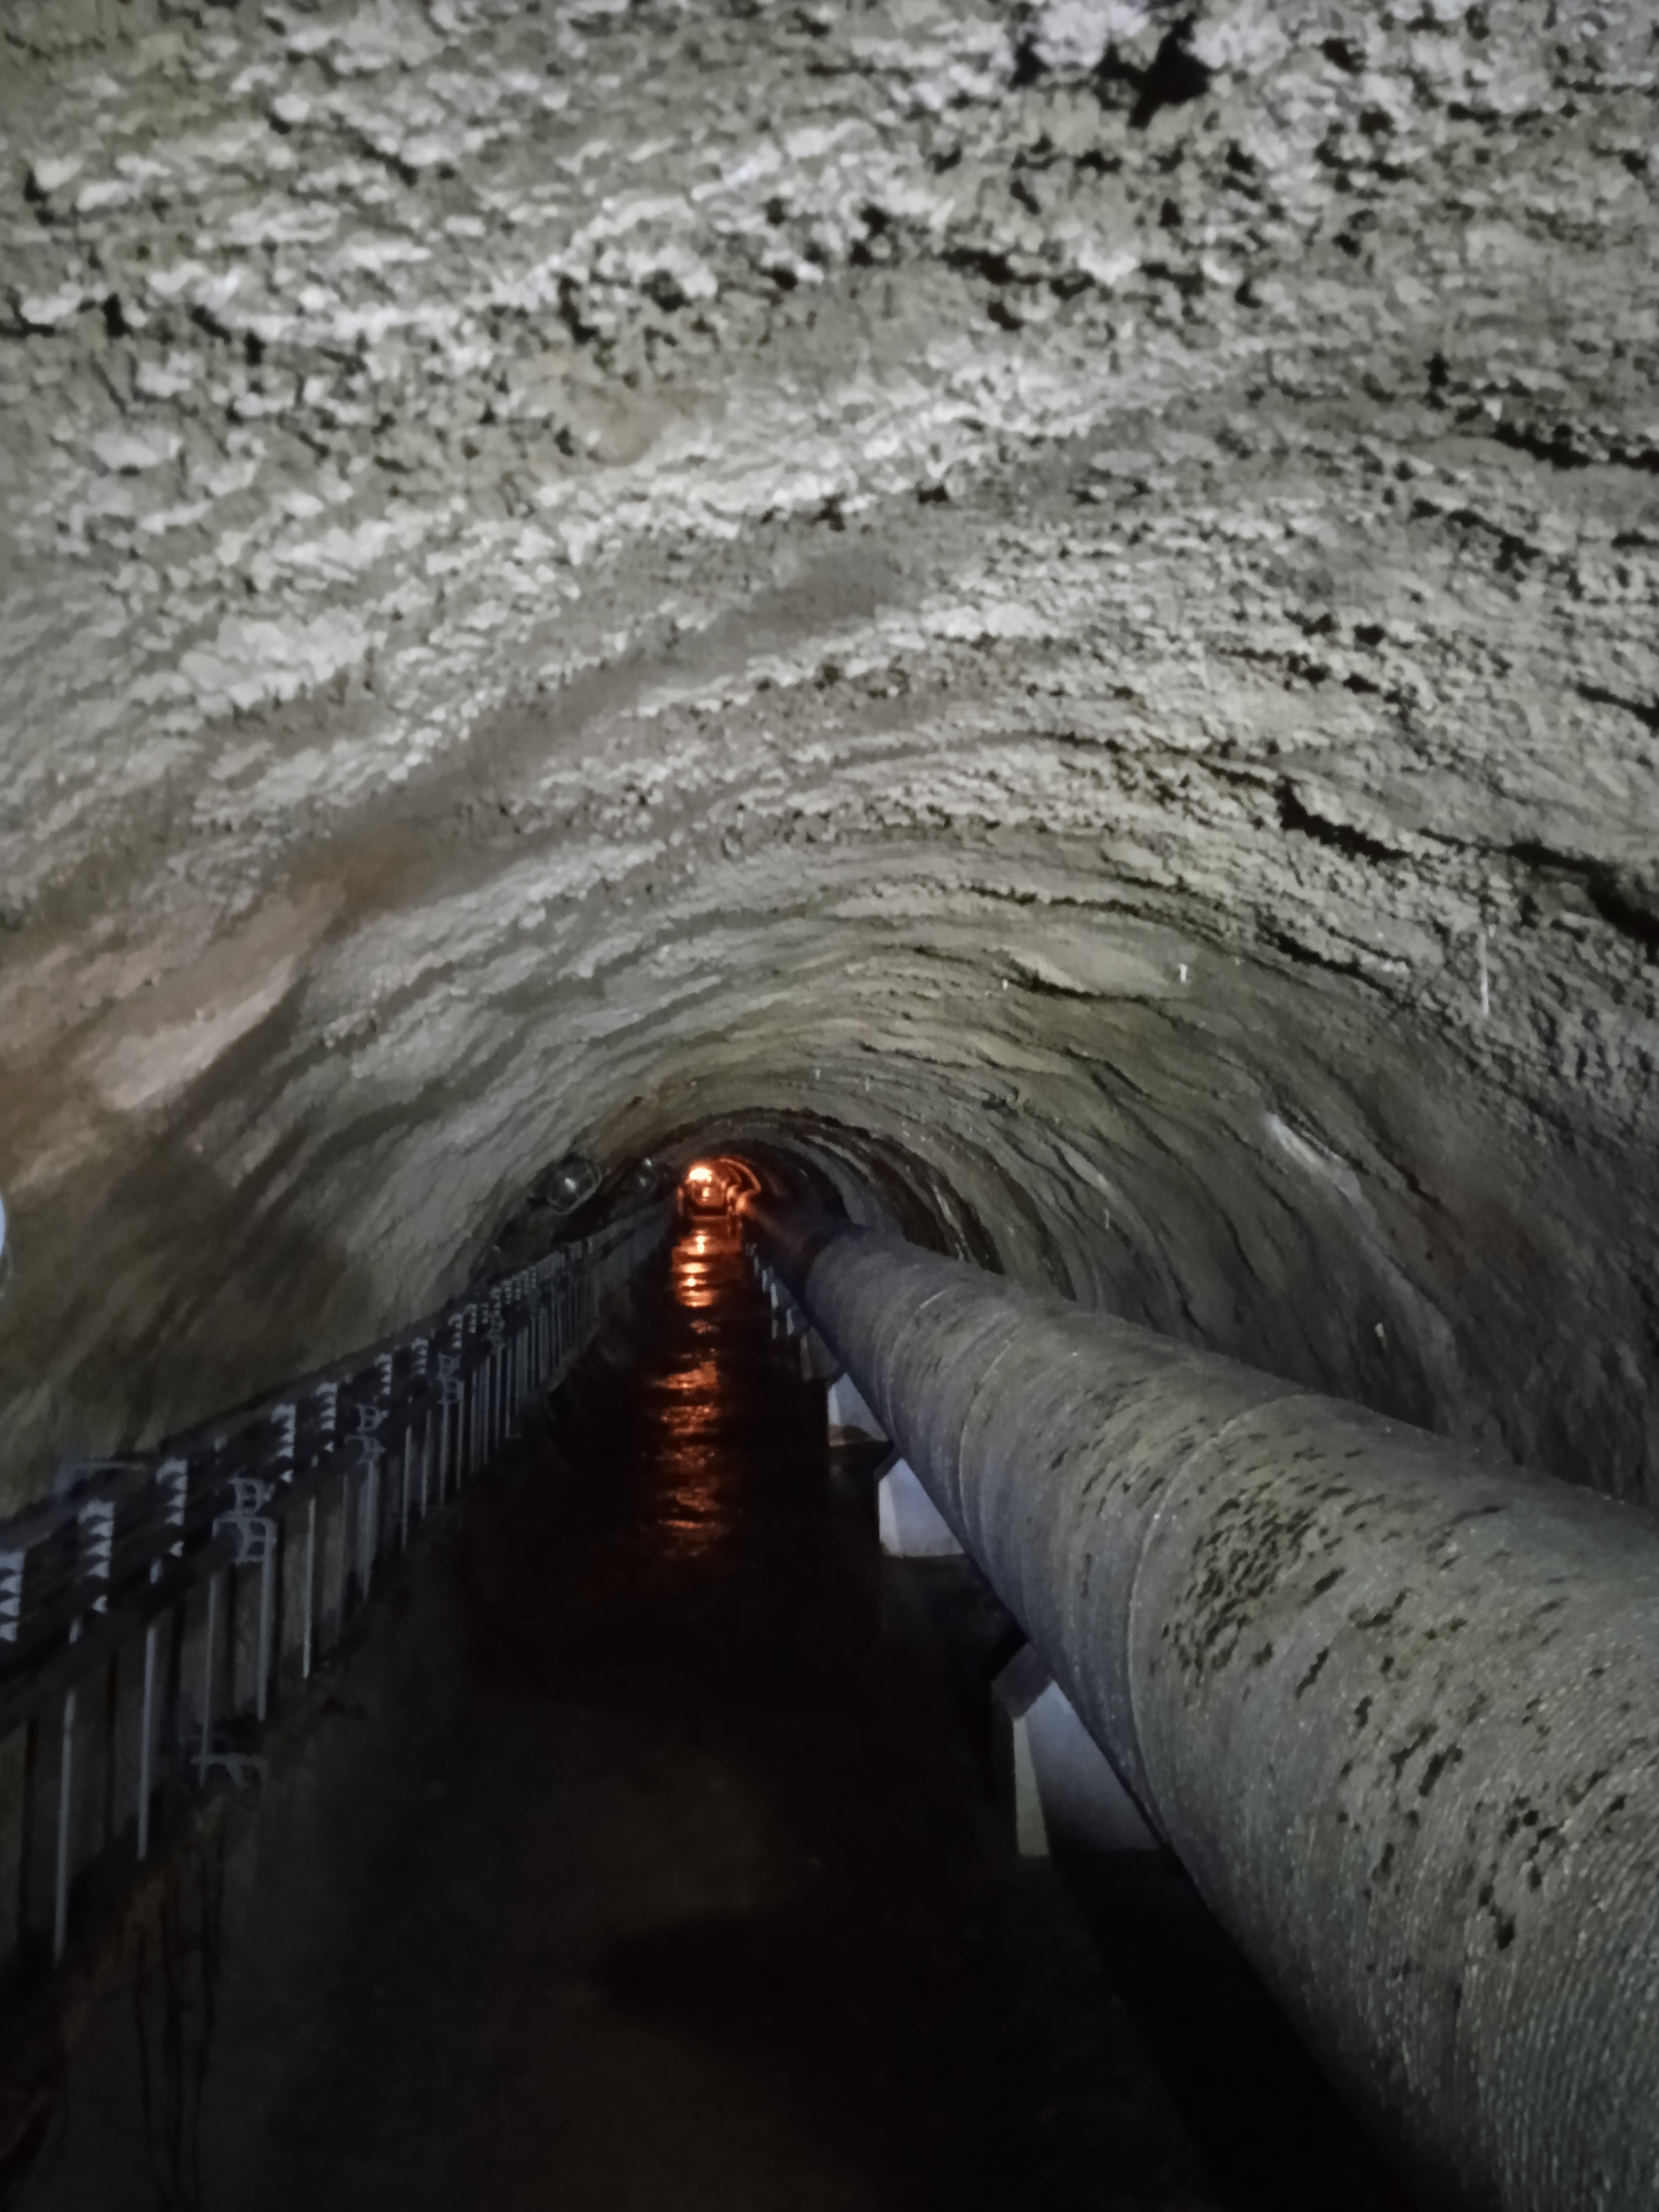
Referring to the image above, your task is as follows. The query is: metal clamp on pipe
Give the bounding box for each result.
[745,1197,1659,2212]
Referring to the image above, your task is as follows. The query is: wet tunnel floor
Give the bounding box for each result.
[21,1220,1410,2212]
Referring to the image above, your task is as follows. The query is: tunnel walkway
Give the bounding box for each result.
[21,1217,1402,2212]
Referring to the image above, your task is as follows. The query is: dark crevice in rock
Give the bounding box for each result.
[1493,420,1659,475]
[1508,843,1659,957]
[1277,785,1403,866]
[1574,682,1659,737]
[1582,877,1659,958]
[945,244,1021,290]
[1009,35,1046,89]
[1262,926,1374,981]
[1493,418,1595,471]
[188,301,234,346]
[1096,19,1214,131]
[1410,497,1547,574]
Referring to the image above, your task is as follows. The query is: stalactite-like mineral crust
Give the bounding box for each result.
[0,0,1655,1507]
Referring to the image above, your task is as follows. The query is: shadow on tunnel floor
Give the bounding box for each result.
[892,1563,1415,2212]
[552,1222,1417,2212]
[1054,1852,1413,2212]
[12,1216,1417,2212]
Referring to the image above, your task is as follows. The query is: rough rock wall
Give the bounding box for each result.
[0,0,1656,1506]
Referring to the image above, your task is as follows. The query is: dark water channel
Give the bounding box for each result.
[20,1216,1408,2212]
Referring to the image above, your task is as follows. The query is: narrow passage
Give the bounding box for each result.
[22,1218,1401,2212]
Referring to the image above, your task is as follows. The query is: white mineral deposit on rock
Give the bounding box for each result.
[0,0,1652,1518]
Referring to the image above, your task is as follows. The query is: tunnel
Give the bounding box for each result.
[2,0,1658,2205]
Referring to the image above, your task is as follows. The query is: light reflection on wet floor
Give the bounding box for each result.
[649,1218,758,1552]
[600,1209,1415,2212]
[671,1225,724,1311]
[59,1202,1411,2212]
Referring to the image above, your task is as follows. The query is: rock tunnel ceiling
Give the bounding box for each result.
[0,0,1656,1507]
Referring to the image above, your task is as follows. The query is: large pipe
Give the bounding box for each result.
[747,1202,1659,2212]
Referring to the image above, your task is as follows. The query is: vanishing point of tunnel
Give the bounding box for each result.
[2,1,1658,2207]
[18,1199,1408,2211]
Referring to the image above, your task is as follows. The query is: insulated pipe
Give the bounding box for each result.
[747,1202,1659,2212]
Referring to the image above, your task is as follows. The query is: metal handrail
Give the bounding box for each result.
[0,1202,669,2010]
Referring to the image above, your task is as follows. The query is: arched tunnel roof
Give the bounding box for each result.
[1,0,1656,1506]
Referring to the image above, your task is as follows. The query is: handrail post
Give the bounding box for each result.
[0,1201,671,2012]
[53,1631,82,1963]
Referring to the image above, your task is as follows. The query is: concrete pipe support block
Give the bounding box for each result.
[799,1328,837,1382]
[992,1644,1160,1857]
[826,1372,886,1447]
[877,1457,963,1559]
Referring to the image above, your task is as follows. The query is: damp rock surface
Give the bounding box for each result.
[0,0,1656,1505]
